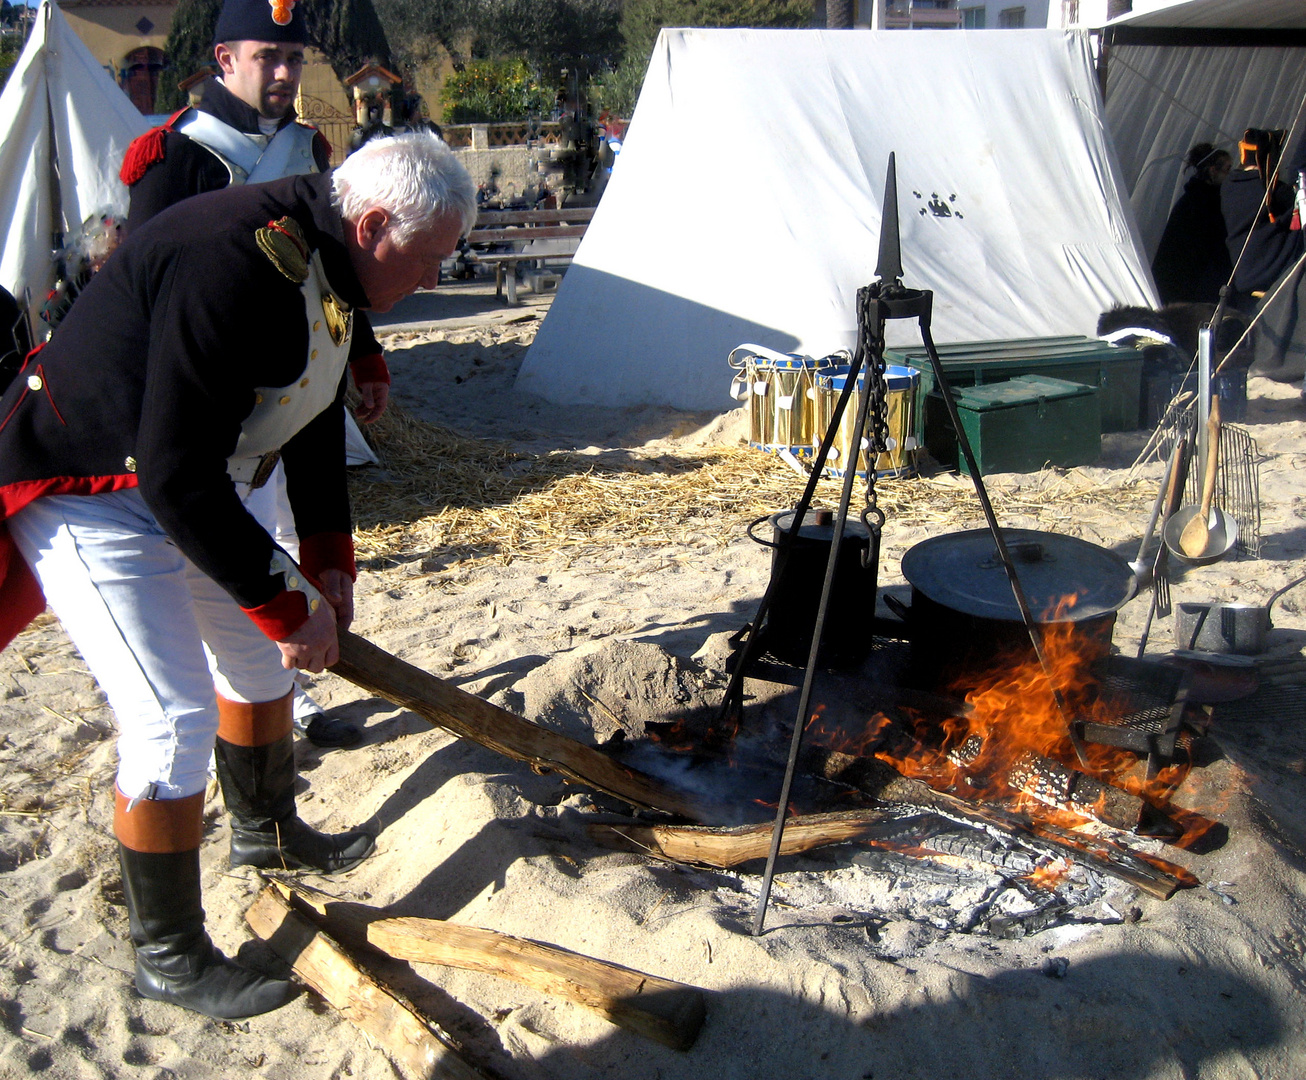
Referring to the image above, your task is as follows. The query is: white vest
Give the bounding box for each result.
[226,251,353,485]
[176,109,319,185]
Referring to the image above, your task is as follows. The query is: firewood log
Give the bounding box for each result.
[331,630,713,822]
[273,882,706,1051]
[245,887,487,1080]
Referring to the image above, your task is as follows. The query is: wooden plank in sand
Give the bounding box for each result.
[279,883,706,1052]
[245,887,486,1080]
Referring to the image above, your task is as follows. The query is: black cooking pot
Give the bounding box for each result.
[898,528,1135,688]
[748,508,879,669]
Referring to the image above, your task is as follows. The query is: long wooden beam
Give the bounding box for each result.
[331,630,711,822]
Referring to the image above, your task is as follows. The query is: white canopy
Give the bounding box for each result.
[1107,1,1306,30]
[0,1,147,329]
[1100,1,1306,258]
[518,29,1155,412]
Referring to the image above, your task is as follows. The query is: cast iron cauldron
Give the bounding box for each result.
[898,528,1135,688]
[748,508,879,669]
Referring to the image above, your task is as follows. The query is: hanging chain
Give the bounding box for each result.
[856,284,889,538]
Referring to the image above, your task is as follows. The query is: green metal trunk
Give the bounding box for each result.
[923,375,1102,477]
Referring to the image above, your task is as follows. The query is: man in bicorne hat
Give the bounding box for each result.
[121,0,388,747]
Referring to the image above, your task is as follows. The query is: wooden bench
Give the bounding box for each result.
[464,207,595,304]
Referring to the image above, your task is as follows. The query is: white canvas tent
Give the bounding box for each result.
[518,28,1156,412]
[0,0,147,332]
[1099,0,1306,259]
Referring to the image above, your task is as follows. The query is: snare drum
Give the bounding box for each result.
[814,364,920,479]
[728,344,829,459]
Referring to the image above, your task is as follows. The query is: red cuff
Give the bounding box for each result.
[349,352,390,386]
[299,532,356,581]
[241,589,309,640]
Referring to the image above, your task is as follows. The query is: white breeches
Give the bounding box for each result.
[9,487,295,801]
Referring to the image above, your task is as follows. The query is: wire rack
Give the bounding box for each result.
[1156,404,1262,558]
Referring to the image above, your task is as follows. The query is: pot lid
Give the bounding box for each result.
[771,509,872,542]
[900,528,1134,623]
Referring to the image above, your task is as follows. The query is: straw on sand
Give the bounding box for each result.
[348,401,1154,568]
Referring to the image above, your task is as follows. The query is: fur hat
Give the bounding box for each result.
[212,0,306,47]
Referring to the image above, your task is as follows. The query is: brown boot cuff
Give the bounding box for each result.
[114,788,205,853]
[216,690,294,747]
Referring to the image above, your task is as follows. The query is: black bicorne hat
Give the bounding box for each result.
[213,0,307,47]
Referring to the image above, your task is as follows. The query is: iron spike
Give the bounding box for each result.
[876,152,903,283]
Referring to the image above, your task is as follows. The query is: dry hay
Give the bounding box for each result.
[348,402,1154,566]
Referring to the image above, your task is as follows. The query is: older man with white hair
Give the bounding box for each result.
[0,132,476,1021]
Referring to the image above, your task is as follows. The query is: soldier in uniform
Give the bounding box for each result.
[0,132,476,1020]
[122,0,383,746]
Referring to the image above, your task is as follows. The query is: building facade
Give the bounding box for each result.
[859,0,1051,30]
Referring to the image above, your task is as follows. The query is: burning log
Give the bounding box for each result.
[275,883,706,1052]
[805,747,1187,899]
[586,809,900,868]
[245,887,487,1080]
[331,631,713,822]
[1006,750,1144,831]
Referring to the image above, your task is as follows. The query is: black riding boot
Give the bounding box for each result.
[116,790,295,1019]
[214,692,375,874]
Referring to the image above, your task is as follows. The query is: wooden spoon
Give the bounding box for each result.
[1179,396,1222,559]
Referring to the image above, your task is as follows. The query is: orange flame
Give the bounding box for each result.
[801,593,1211,845]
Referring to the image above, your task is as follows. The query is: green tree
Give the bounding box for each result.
[438,56,548,123]
[472,0,621,84]
[374,0,475,75]
[0,31,22,92]
[154,0,220,112]
[301,0,394,86]
[593,0,813,117]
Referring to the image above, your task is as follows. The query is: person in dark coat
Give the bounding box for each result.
[1151,143,1233,305]
[1221,128,1306,379]
[0,133,475,1021]
[1222,128,1305,304]
[120,0,387,746]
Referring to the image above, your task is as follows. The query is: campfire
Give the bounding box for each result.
[589,592,1217,941]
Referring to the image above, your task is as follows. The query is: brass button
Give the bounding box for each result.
[310,349,318,360]
[300,378,310,388]
[309,598,320,612]
[254,393,264,404]
[26,375,42,391]
[124,456,137,473]
[313,321,321,332]
[288,576,300,589]
[279,396,291,406]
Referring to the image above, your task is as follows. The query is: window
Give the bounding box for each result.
[999,6,1025,26]
[962,5,986,26]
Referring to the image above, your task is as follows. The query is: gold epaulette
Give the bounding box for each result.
[256,216,310,283]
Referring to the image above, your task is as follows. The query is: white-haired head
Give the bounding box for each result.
[331,131,476,245]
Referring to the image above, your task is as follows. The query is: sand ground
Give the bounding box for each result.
[2,281,1305,1080]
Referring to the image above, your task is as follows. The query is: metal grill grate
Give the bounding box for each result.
[1075,655,1188,755]
[1158,409,1262,558]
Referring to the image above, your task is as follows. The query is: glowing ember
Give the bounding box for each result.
[1026,858,1074,891]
